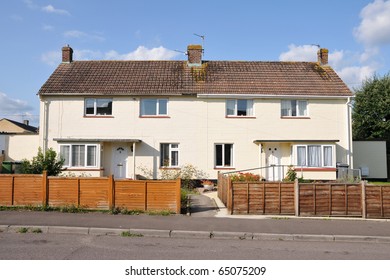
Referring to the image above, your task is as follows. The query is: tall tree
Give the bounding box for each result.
[352,73,390,140]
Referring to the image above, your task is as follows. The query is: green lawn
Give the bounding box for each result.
[368,181,390,185]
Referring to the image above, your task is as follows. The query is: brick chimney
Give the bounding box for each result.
[23,120,29,126]
[62,44,73,63]
[187,45,203,66]
[317,48,328,66]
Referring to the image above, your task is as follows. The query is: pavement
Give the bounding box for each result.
[1,189,390,243]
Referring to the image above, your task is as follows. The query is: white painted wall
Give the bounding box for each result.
[6,134,40,161]
[40,95,350,179]
[353,141,387,179]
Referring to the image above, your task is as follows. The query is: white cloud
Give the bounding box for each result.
[0,91,33,116]
[64,30,105,42]
[354,0,390,46]
[41,51,61,66]
[279,44,318,62]
[279,44,377,89]
[41,46,179,66]
[104,46,178,60]
[42,5,70,16]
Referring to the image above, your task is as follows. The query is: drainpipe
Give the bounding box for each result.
[346,97,353,168]
[42,100,49,152]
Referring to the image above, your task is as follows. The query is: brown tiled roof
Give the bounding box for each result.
[38,60,352,97]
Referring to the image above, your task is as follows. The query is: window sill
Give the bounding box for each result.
[140,116,170,118]
[293,167,336,172]
[84,116,114,118]
[214,167,235,170]
[281,116,310,119]
[226,116,256,119]
[63,168,104,171]
[159,167,180,170]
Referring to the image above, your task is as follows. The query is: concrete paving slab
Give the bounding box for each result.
[171,230,211,239]
[212,231,253,240]
[293,234,335,242]
[129,228,171,238]
[48,226,89,235]
[253,233,294,241]
[89,227,124,236]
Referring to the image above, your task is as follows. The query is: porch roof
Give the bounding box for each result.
[253,139,339,144]
[53,138,142,143]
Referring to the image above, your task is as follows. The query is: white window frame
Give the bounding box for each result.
[215,143,234,168]
[84,98,113,116]
[59,143,100,168]
[160,143,179,167]
[281,100,308,117]
[140,98,168,116]
[293,144,335,168]
[226,99,254,117]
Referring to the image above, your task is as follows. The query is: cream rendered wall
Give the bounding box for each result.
[40,96,350,179]
[353,141,387,179]
[6,134,39,161]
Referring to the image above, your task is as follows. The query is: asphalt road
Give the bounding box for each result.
[2,232,390,260]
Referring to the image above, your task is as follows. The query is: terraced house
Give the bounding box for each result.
[38,44,353,180]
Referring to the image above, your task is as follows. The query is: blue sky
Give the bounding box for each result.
[1,0,390,126]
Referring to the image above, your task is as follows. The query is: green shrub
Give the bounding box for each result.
[20,148,64,176]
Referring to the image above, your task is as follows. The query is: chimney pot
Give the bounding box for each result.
[187,45,203,66]
[23,120,29,126]
[62,45,73,63]
[317,48,328,65]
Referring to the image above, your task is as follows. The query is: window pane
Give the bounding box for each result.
[237,100,247,116]
[158,99,168,115]
[246,100,253,116]
[291,100,297,116]
[297,146,306,166]
[85,99,95,115]
[226,100,235,116]
[160,144,169,166]
[224,144,232,166]
[87,146,97,166]
[60,146,70,166]
[323,146,333,167]
[72,145,85,167]
[298,100,307,116]
[308,145,321,167]
[281,100,291,116]
[171,151,179,166]
[141,99,157,115]
[216,145,223,166]
[96,99,112,115]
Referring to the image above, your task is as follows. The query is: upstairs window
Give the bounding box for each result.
[85,98,112,116]
[141,99,168,116]
[281,100,307,117]
[226,99,253,117]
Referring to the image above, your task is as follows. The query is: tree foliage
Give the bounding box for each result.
[20,148,64,176]
[352,73,390,140]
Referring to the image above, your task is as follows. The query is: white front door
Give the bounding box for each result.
[266,144,281,181]
[112,145,128,179]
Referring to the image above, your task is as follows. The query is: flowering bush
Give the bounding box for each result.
[229,172,262,182]
[201,180,214,185]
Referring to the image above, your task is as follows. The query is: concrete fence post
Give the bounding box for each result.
[361,180,366,219]
[42,171,48,207]
[294,178,299,217]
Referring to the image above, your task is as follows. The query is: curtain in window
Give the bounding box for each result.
[297,146,306,166]
[60,146,70,166]
[246,100,253,116]
[87,146,97,166]
[323,146,333,166]
[298,100,307,116]
[160,144,169,166]
[72,145,85,167]
[226,100,235,116]
[308,145,321,167]
[281,100,291,116]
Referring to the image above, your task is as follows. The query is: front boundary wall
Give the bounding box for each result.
[218,173,390,218]
[0,172,181,213]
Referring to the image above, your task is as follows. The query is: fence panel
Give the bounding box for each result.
[0,176,13,205]
[79,178,109,209]
[13,175,42,206]
[115,180,146,210]
[48,177,79,207]
[146,180,180,213]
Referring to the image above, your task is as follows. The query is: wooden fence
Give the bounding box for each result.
[0,172,181,213]
[218,173,390,218]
